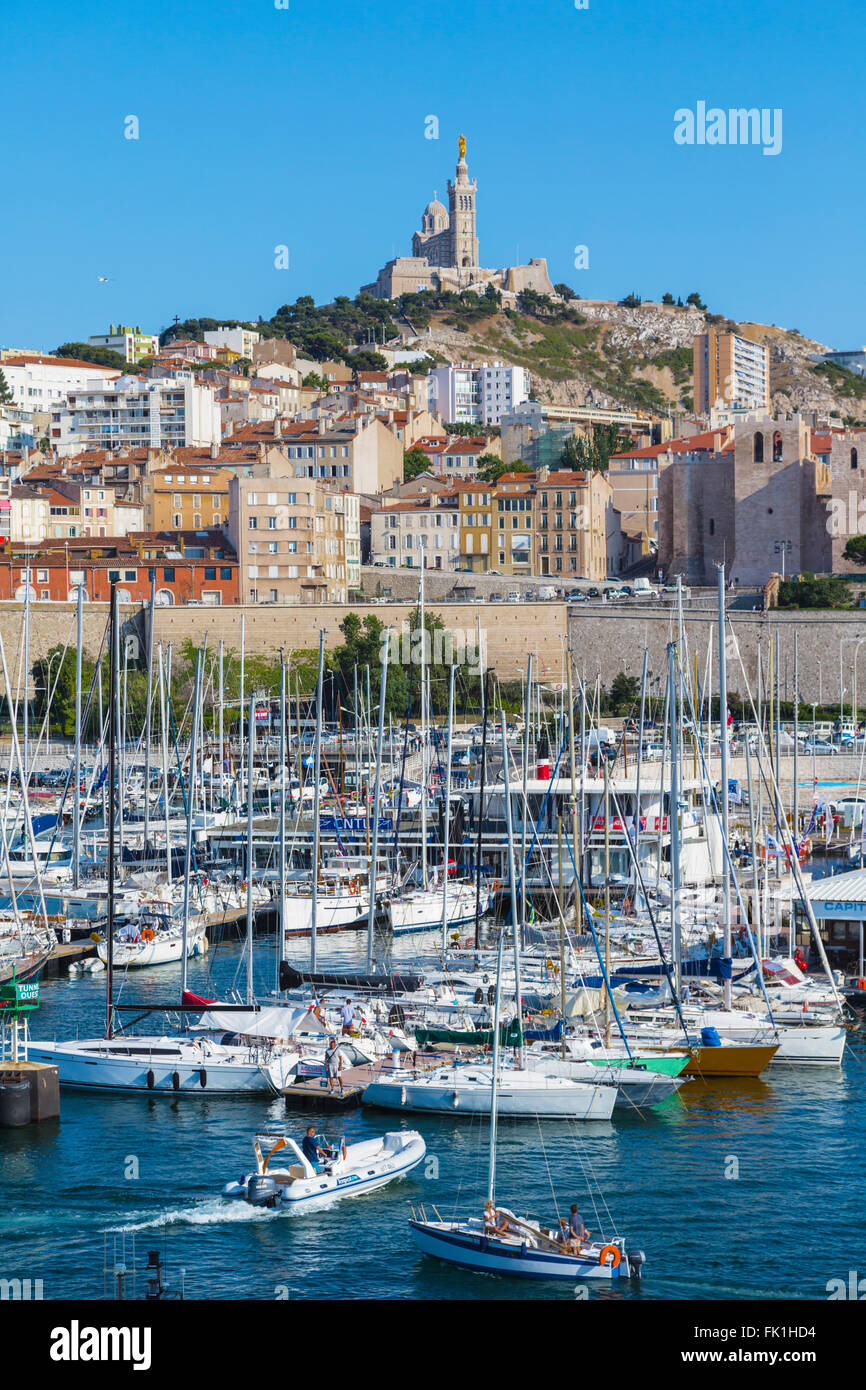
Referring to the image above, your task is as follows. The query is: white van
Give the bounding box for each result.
[537,585,557,600]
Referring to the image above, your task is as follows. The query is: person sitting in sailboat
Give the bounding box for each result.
[569,1205,590,1248]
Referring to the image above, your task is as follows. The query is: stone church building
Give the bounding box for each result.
[362,135,554,301]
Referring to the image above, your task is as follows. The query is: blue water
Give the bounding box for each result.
[2,929,864,1301]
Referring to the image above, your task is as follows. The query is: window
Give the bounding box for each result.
[268,516,277,529]
[753,432,764,463]
[205,567,216,581]
[772,430,783,463]
[248,516,258,529]
[852,448,859,470]
[163,567,175,582]
[709,518,715,536]
[124,570,135,581]
[220,567,232,580]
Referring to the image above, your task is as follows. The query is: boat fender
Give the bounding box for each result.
[451,1090,460,1108]
[858,979,866,990]
[474,988,483,1004]
[146,1069,155,1090]
[199,1069,207,1088]
[172,1071,180,1091]
[598,1244,621,1268]
[400,1087,407,1106]
[487,986,495,1004]
[341,1141,347,1161]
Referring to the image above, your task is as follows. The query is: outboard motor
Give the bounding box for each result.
[626,1248,646,1282]
[246,1174,279,1208]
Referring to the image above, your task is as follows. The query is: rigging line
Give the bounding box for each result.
[560,824,633,1057]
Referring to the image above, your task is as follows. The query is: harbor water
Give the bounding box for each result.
[2,928,864,1301]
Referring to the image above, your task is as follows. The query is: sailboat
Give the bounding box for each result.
[408,936,645,1282]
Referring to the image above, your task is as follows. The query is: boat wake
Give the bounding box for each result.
[108,1200,281,1232]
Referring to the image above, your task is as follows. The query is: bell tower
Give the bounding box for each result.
[447,133,479,272]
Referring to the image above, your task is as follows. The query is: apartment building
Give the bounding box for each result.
[51,374,221,456]
[1,354,120,413]
[428,362,530,425]
[4,531,238,605]
[88,324,160,364]
[203,326,261,359]
[416,433,501,477]
[458,483,494,571]
[693,330,770,415]
[535,469,612,581]
[370,491,461,570]
[142,466,232,531]
[226,461,347,604]
[262,415,402,494]
[492,473,535,574]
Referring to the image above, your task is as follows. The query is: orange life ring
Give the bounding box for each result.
[349,879,359,896]
[141,927,154,942]
[598,1244,621,1268]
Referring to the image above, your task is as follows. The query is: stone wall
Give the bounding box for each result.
[1,598,864,703]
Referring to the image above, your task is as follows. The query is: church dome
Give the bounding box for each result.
[422,195,448,233]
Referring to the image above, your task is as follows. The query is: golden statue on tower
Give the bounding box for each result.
[458,133,466,161]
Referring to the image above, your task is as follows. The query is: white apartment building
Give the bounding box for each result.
[371,500,461,570]
[428,361,530,425]
[51,374,221,457]
[88,324,160,363]
[203,326,261,359]
[1,354,120,413]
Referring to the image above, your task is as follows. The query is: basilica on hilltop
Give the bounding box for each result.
[361,135,554,301]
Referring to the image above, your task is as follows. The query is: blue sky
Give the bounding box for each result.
[3,0,863,351]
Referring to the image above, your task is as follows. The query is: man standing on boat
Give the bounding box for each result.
[302,1126,328,1172]
[324,1036,348,1094]
[340,999,356,1035]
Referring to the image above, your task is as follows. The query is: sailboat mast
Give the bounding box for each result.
[668,642,682,998]
[717,565,732,1010]
[157,645,171,884]
[218,639,224,812]
[487,931,505,1205]
[311,631,325,974]
[181,650,203,1001]
[107,585,117,1041]
[366,629,389,973]
[143,577,155,858]
[245,691,256,1005]
[520,654,532,936]
[440,662,455,953]
[500,715,522,1061]
[73,584,83,890]
[278,660,287,990]
[419,567,427,890]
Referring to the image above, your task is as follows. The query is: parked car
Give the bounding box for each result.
[567,591,588,603]
[803,739,838,755]
[587,587,600,599]
[641,743,665,761]
[489,592,504,603]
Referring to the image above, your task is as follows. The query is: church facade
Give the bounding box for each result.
[362,135,554,301]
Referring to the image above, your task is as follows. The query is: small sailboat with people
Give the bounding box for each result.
[408,935,645,1282]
